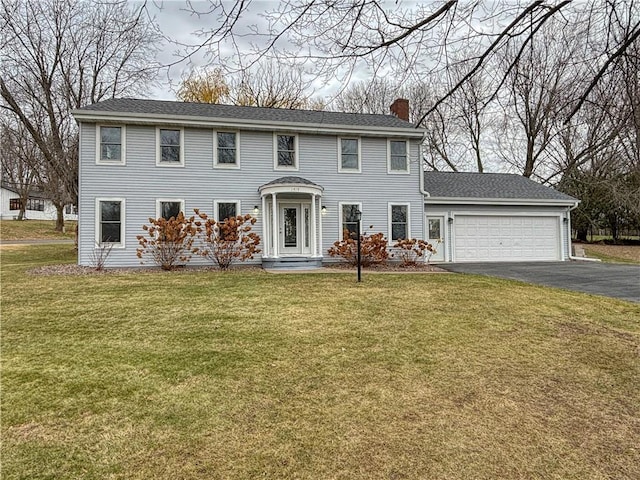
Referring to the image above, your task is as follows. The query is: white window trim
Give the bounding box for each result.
[273,133,299,171]
[387,139,410,174]
[213,200,242,221]
[156,127,185,167]
[388,202,411,241]
[155,199,185,219]
[338,201,363,239]
[337,137,361,173]
[95,124,126,165]
[95,197,125,249]
[213,130,241,169]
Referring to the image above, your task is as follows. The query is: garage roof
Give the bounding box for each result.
[423,171,577,203]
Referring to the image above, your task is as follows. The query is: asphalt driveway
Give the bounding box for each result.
[441,261,640,303]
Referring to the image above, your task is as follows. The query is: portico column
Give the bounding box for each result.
[261,195,268,257]
[311,194,317,257]
[271,192,278,258]
[318,197,323,258]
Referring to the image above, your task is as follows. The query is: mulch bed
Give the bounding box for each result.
[29,262,446,276]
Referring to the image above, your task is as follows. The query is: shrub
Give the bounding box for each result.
[327,227,389,267]
[393,238,437,266]
[194,209,261,270]
[136,213,198,270]
[89,241,114,271]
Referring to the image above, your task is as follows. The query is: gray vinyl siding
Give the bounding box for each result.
[424,203,572,261]
[79,122,424,267]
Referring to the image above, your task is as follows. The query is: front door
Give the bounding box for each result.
[426,215,445,262]
[280,204,301,254]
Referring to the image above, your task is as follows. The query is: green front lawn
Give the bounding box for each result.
[2,246,639,479]
[0,220,76,241]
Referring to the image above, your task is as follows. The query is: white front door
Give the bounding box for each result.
[426,215,445,262]
[279,204,303,254]
[278,203,313,255]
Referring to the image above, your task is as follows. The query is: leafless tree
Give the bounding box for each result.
[178,60,325,109]
[0,118,39,220]
[492,19,581,178]
[0,0,162,230]
[176,1,639,126]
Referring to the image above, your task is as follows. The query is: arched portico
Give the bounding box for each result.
[259,177,324,266]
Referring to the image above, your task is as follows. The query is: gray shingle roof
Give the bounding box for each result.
[77,98,417,129]
[423,171,577,202]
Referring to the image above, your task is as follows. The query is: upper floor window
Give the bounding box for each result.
[274,134,298,170]
[157,199,184,220]
[96,125,125,165]
[339,202,362,239]
[156,128,184,166]
[215,131,239,168]
[388,140,409,173]
[389,203,409,241]
[97,199,124,247]
[339,138,360,172]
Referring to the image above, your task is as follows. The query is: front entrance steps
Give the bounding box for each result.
[262,257,323,270]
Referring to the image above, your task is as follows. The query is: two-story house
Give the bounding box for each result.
[72,98,426,268]
[72,98,578,268]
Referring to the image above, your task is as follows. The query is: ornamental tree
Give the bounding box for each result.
[194,209,261,270]
[136,213,198,270]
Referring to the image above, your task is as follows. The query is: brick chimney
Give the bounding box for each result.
[390,98,409,121]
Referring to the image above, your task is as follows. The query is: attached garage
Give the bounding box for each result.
[454,214,560,262]
[422,172,579,263]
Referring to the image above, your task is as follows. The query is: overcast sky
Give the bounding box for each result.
[144,0,375,102]
[146,0,293,100]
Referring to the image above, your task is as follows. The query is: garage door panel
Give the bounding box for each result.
[454,215,559,262]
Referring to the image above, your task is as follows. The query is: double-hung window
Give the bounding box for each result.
[97,199,124,246]
[340,202,362,240]
[389,203,409,241]
[388,140,409,173]
[157,128,184,166]
[215,201,240,222]
[274,134,298,170]
[339,138,360,172]
[157,199,184,220]
[9,198,20,210]
[215,132,239,168]
[97,125,125,164]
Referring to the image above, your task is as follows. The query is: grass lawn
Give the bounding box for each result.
[2,245,639,479]
[0,220,76,241]
[582,244,640,264]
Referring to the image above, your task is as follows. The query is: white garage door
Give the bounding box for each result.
[454,215,560,262]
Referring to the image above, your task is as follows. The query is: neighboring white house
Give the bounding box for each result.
[71,98,578,268]
[0,184,78,221]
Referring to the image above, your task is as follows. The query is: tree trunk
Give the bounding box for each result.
[55,204,64,232]
[18,192,29,220]
[576,227,588,242]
